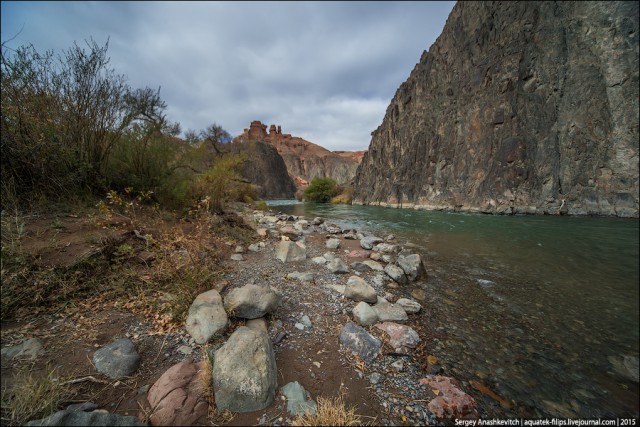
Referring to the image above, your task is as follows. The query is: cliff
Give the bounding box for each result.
[224,140,297,199]
[353,1,639,217]
[233,121,364,187]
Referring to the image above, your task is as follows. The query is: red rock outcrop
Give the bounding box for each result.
[233,121,365,187]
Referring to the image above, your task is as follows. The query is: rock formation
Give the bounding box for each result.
[233,121,365,187]
[353,1,638,217]
[224,140,297,199]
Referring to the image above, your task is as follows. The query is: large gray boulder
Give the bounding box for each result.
[275,241,306,262]
[396,254,427,281]
[93,339,140,379]
[147,359,208,426]
[344,276,377,304]
[325,238,341,249]
[384,264,408,285]
[213,327,277,412]
[25,410,146,426]
[224,284,281,319]
[338,321,381,363]
[185,290,228,344]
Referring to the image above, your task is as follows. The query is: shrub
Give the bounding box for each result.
[331,186,353,204]
[304,178,338,203]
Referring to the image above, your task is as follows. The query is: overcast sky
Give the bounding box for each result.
[2,1,455,151]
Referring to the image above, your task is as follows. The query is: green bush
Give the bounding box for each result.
[304,178,339,203]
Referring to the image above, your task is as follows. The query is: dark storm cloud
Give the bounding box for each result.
[1,1,455,151]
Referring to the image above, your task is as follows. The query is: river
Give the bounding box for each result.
[267,200,640,419]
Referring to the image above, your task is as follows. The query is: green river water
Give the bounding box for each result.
[268,200,639,419]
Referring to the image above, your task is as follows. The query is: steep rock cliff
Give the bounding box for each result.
[353,1,639,217]
[233,121,364,187]
[225,140,297,199]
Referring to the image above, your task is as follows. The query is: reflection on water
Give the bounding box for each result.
[269,200,640,418]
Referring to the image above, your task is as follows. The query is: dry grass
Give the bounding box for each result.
[292,393,368,426]
[0,367,72,426]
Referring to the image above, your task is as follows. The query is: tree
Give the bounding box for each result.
[200,123,231,145]
[184,129,200,144]
[304,177,338,203]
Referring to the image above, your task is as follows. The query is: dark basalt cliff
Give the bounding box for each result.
[225,140,297,199]
[353,1,639,217]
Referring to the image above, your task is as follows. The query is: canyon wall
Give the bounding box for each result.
[353,1,639,217]
[233,121,365,187]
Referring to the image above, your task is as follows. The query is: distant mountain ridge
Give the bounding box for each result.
[232,121,365,187]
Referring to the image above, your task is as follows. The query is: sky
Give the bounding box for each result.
[1,1,455,151]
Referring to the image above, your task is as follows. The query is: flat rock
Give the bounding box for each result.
[275,241,306,262]
[281,381,316,417]
[93,339,140,379]
[397,254,427,281]
[213,327,277,413]
[287,271,314,282]
[224,284,282,319]
[280,226,301,240]
[1,338,45,360]
[323,252,336,261]
[311,256,328,265]
[360,236,383,250]
[325,238,341,249]
[373,243,401,253]
[396,298,422,314]
[147,359,209,426]
[25,410,146,426]
[235,246,245,253]
[420,376,478,420]
[230,254,244,261]
[344,276,377,304]
[384,264,408,285]
[411,288,427,301]
[347,249,371,258]
[185,289,228,344]
[338,321,381,363]
[373,303,408,322]
[246,318,269,334]
[326,258,350,274]
[375,322,420,352]
[362,260,384,271]
[350,261,370,271]
[352,301,378,326]
[248,243,261,252]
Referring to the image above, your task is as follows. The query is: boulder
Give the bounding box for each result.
[325,238,341,249]
[224,284,281,319]
[246,318,269,334]
[213,327,277,412]
[397,254,427,281]
[311,256,328,265]
[347,249,371,258]
[185,290,228,344]
[419,376,478,420]
[275,241,306,262]
[281,381,317,417]
[312,217,324,225]
[352,302,378,326]
[25,410,146,426]
[293,220,309,231]
[384,264,408,285]
[93,339,140,379]
[375,322,421,352]
[280,226,301,240]
[360,236,383,250]
[147,359,208,426]
[350,261,369,271]
[323,252,336,261]
[373,303,408,322]
[326,258,350,274]
[344,276,377,304]
[338,322,381,363]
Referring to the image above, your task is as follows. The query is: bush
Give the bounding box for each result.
[331,186,353,204]
[304,178,338,203]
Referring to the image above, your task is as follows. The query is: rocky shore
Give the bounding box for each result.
[10,206,484,426]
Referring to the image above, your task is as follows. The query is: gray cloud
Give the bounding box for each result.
[1,1,455,151]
